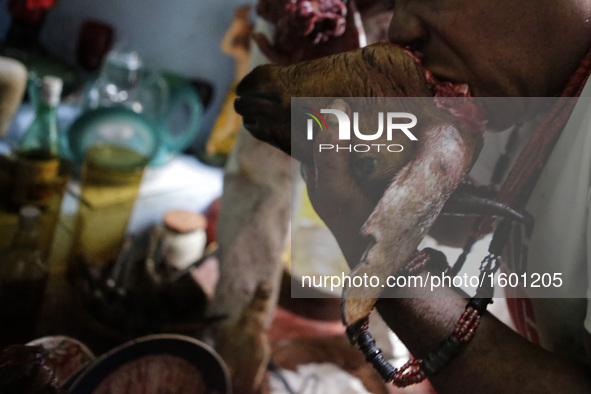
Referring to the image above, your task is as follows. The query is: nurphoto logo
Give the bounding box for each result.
[304,107,418,153]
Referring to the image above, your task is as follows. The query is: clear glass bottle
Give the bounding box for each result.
[83,49,143,111]
[0,205,49,346]
[82,49,167,119]
[12,75,63,207]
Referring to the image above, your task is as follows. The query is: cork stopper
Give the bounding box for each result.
[39,76,63,107]
[163,210,207,234]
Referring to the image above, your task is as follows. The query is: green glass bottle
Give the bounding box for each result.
[12,76,63,207]
[17,75,62,159]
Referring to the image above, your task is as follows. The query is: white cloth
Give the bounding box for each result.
[269,363,370,394]
[519,84,591,363]
[468,85,591,363]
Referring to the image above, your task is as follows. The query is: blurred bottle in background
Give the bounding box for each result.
[0,56,28,138]
[12,75,62,207]
[75,19,115,74]
[82,48,168,121]
[0,205,49,347]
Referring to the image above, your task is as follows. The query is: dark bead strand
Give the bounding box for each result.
[467,298,492,314]
[357,331,398,382]
[420,336,461,375]
[346,318,423,384]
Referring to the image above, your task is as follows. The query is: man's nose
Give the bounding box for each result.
[387,6,426,51]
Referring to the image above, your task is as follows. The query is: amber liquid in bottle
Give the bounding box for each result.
[0,206,48,347]
[11,76,62,208]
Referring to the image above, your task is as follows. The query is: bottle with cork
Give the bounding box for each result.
[162,209,208,271]
[12,75,63,208]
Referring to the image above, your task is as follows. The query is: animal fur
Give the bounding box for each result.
[235,43,484,325]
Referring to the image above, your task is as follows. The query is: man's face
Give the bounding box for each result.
[385,0,584,126]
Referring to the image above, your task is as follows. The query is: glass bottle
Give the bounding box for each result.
[82,48,167,119]
[83,49,143,111]
[12,75,63,207]
[0,205,49,347]
[162,209,207,271]
[17,75,62,158]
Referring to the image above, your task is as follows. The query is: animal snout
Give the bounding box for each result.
[235,65,282,104]
[233,64,295,157]
[234,65,284,129]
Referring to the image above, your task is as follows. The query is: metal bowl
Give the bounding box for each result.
[68,334,230,393]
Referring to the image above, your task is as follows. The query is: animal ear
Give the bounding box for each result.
[328,98,351,112]
[293,98,354,166]
[326,98,352,127]
[309,98,352,162]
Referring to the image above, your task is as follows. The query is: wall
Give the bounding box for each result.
[2,0,256,151]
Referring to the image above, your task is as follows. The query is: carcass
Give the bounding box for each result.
[234,43,522,329]
[209,2,367,393]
